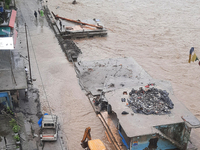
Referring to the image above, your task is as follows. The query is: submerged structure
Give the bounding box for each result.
[51,12,107,39]
[105,86,199,149]
[75,57,200,149]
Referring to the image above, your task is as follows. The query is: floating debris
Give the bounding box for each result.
[125,87,174,115]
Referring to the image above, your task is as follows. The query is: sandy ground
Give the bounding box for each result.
[46,0,200,148]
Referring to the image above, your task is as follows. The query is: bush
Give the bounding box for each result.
[5,4,9,9]
[6,107,14,115]
[5,0,11,5]
[14,135,20,141]
[9,119,17,127]
[12,125,20,133]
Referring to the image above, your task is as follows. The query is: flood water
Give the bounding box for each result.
[30,0,200,149]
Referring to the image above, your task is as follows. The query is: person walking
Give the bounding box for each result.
[34,11,37,19]
[40,9,44,17]
[25,89,27,98]
[24,67,28,77]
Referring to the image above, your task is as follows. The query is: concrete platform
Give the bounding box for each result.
[75,57,154,96]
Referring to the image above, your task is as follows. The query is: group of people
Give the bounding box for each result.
[34,9,44,19]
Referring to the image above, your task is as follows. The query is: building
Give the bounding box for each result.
[0,3,26,111]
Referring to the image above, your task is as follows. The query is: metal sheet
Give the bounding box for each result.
[182,115,200,127]
[8,10,16,28]
[0,37,14,49]
[0,50,27,90]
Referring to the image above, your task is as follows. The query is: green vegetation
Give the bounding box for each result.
[9,118,17,127]
[0,0,12,9]
[6,107,14,115]
[9,118,21,133]
[14,135,20,141]
[12,125,20,133]
[9,118,21,145]
[10,119,21,147]
[5,4,9,9]
[5,0,11,5]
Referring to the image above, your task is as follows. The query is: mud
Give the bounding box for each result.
[47,0,200,148]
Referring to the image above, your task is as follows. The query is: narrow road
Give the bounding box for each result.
[16,0,115,149]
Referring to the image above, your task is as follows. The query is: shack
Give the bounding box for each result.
[0,50,27,109]
[0,9,17,48]
[104,84,200,149]
[75,57,200,149]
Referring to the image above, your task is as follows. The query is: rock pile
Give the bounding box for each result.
[125,87,174,115]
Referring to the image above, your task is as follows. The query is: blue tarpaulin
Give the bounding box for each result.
[0,27,11,37]
[38,113,48,127]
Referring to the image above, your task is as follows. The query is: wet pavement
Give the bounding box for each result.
[16,0,115,149]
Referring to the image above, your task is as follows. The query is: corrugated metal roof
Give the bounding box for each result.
[8,9,16,28]
[0,50,27,91]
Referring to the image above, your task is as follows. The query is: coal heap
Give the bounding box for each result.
[125,87,174,115]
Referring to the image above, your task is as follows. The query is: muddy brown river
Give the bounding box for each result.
[29,0,200,149]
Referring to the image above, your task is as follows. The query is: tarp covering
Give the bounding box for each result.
[8,10,16,28]
[13,29,18,46]
[0,27,11,37]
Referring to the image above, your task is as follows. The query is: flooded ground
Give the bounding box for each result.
[16,0,200,149]
[47,0,200,148]
[16,0,115,149]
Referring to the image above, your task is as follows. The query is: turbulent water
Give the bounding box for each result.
[30,0,200,149]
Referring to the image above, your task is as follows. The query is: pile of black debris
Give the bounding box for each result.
[125,87,174,115]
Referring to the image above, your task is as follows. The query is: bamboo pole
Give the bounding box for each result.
[51,11,103,29]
